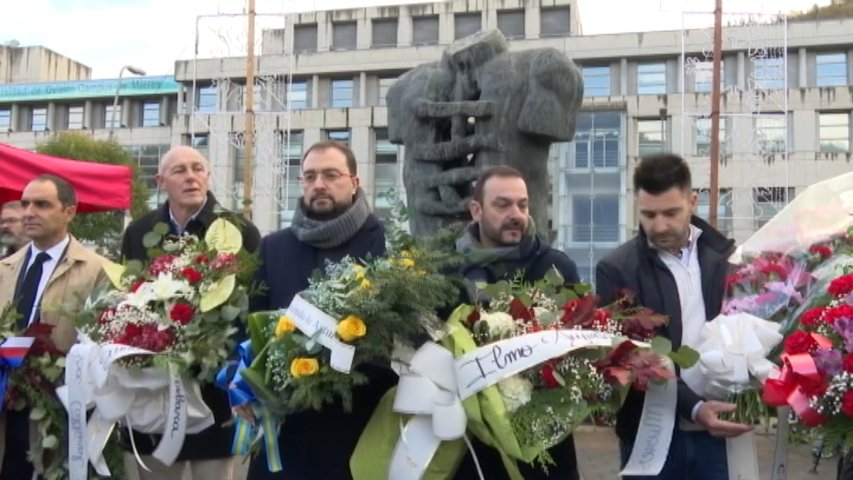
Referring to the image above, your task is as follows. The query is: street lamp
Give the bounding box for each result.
[109,64,147,139]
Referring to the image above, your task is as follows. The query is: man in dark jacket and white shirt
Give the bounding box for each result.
[595,154,752,480]
[248,140,388,480]
[120,146,260,480]
[452,165,581,480]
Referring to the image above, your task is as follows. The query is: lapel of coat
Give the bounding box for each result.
[45,236,83,289]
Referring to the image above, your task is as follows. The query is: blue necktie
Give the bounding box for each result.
[15,251,51,329]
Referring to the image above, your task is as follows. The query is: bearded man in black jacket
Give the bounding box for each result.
[120,145,260,480]
[248,140,388,480]
[452,165,581,480]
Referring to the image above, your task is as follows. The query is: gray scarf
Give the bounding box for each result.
[290,188,371,249]
[454,219,537,267]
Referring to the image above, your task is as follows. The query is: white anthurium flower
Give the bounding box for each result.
[149,273,194,301]
[497,375,534,412]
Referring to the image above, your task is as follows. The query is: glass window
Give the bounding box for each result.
[374,128,400,215]
[819,112,849,153]
[752,57,785,90]
[693,61,724,93]
[332,21,357,50]
[413,16,439,45]
[278,130,304,227]
[572,111,620,168]
[638,63,667,94]
[142,101,160,127]
[325,129,351,145]
[637,118,666,156]
[454,13,481,40]
[104,104,121,129]
[294,24,318,53]
[31,107,47,132]
[695,117,729,155]
[378,77,396,106]
[0,108,10,131]
[197,85,217,113]
[816,53,847,87]
[67,105,84,130]
[756,114,786,153]
[188,134,209,160]
[289,81,308,109]
[497,10,524,39]
[572,195,619,242]
[583,66,610,97]
[372,18,397,47]
[753,187,795,229]
[330,79,354,108]
[126,144,170,208]
[540,6,571,37]
[694,188,733,236]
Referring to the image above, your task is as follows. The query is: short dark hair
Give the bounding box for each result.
[472,166,524,203]
[633,154,692,195]
[34,174,77,207]
[302,140,357,175]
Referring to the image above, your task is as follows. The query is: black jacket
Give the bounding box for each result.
[453,232,581,480]
[595,216,735,444]
[119,192,261,461]
[248,214,391,480]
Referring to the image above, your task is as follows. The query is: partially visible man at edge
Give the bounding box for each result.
[120,145,261,480]
[452,165,582,480]
[1,201,28,258]
[596,153,752,480]
[0,175,109,479]
[248,140,387,480]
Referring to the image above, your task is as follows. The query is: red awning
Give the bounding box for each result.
[0,142,132,213]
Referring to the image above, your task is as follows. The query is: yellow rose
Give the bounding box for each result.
[359,278,372,289]
[290,357,319,377]
[352,264,366,280]
[275,315,296,339]
[337,315,367,342]
[398,257,415,268]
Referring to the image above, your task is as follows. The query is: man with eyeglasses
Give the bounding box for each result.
[119,145,260,480]
[0,201,27,258]
[248,140,388,480]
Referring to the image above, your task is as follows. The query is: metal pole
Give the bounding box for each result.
[242,0,256,220]
[109,67,126,141]
[709,0,722,228]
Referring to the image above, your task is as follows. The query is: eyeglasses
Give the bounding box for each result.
[298,169,354,184]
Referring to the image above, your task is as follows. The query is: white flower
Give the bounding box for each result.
[127,273,193,308]
[479,311,516,338]
[497,375,534,412]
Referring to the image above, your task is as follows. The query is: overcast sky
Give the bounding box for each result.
[0,0,831,79]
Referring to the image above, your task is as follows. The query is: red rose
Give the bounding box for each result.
[809,244,833,259]
[592,309,610,329]
[825,305,853,325]
[801,307,827,327]
[759,262,788,281]
[842,391,853,417]
[843,354,853,373]
[540,363,561,389]
[169,303,196,325]
[129,279,144,293]
[783,330,818,355]
[180,267,203,285]
[194,254,209,264]
[828,274,853,298]
[125,323,142,337]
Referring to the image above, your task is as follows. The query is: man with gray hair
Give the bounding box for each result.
[120,145,260,480]
[0,201,27,258]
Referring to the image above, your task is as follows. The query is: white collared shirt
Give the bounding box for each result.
[168,198,207,235]
[23,235,70,326]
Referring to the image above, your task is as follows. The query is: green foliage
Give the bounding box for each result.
[36,132,149,258]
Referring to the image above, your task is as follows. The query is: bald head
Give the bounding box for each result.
[156,146,210,219]
[159,146,209,175]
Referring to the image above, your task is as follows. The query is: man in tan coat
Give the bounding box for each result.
[0,174,108,479]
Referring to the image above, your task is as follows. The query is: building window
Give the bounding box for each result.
[756,114,786,153]
[330,79,354,108]
[753,187,794,229]
[819,112,850,153]
[695,188,733,236]
[637,118,666,156]
[278,130,304,227]
[695,117,729,155]
[104,104,122,129]
[752,57,785,90]
[572,111,620,168]
[0,108,10,131]
[332,21,357,50]
[412,16,439,45]
[294,24,318,53]
[572,195,619,242]
[67,105,84,130]
[32,106,47,132]
[142,101,160,127]
[197,85,217,113]
[372,18,397,47]
[374,128,399,216]
[637,63,667,94]
[540,6,571,37]
[324,129,351,145]
[816,53,847,87]
[583,66,610,97]
[378,77,396,106]
[497,10,525,39]
[127,144,170,208]
[693,61,724,93]
[289,81,308,109]
[188,134,209,160]
[454,13,481,40]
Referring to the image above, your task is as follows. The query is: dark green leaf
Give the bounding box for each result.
[669,345,700,368]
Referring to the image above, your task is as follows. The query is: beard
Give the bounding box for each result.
[481,217,527,247]
[305,195,351,220]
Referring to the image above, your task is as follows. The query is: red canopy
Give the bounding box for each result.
[0,142,132,213]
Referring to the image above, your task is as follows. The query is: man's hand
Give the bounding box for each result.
[695,400,754,438]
